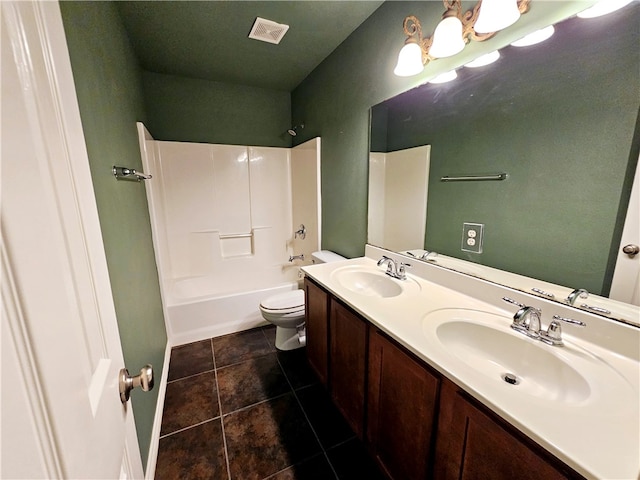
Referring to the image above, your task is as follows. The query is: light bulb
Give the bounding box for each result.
[474,0,521,33]
[464,50,500,68]
[429,16,465,58]
[429,70,458,84]
[394,42,425,77]
[511,25,555,47]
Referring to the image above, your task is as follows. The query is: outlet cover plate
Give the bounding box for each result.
[462,222,484,254]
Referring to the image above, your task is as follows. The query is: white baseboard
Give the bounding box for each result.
[144,341,171,480]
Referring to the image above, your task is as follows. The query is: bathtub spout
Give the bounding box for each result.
[289,254,304,262]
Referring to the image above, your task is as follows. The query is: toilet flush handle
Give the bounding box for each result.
[119,364,154,403]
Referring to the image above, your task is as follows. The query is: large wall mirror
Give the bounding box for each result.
[369,6,639,325]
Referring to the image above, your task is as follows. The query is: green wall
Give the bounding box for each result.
[59,1,167,470]
[142,71,292,147]
[291,1,602,259]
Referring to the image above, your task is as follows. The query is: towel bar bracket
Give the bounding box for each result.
[113,165,152,181]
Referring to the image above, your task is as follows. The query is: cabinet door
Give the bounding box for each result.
[368,329,440,480]
[304,278,329,387]
[329,299,367,439]
[435,379,580,480]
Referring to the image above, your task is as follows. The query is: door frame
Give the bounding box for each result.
[610,156,640,305]
[2,1,144,477]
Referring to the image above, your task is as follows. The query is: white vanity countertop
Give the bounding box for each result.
[301,248,640,480]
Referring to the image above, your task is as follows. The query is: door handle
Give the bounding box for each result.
[622,244,640,257]
[119,364,154,403]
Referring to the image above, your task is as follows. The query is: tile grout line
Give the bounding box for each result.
[159,416,222,440]
[221,391,293,418]
[260,452,331,480]
[211,338,233,480]
[166,368,216,385]
[274,346,341,480]
[215,350,277,371]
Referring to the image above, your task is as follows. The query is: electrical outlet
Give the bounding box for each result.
[462,223,484,253]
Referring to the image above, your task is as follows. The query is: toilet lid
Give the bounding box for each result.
[260,289,305,313]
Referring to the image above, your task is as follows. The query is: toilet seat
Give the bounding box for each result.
[259,289,305,315]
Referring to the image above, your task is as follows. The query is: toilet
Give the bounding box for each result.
[260,250,345,350]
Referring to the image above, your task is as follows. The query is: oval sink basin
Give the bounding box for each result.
[330,265,421,298]
[420,309,635,407]
[435,319,591,403]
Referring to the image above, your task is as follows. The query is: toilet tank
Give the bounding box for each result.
[311,250,346,264]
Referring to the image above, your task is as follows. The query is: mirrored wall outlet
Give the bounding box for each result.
[462,222,484,253]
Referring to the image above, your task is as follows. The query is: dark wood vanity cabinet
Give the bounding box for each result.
[434,379,583,480]
[304,277,367,438]
[367,329,440,480]
[329,298,367,439]
[304,278,583,480]
[304,278,329,387]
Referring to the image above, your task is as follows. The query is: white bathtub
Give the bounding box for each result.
[166,274,301,346]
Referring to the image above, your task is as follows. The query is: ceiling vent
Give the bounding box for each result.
[248,17,289,45]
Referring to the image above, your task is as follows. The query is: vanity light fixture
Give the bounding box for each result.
[510,25,555,47]
[577,0,633,18]
[394,0,531,77]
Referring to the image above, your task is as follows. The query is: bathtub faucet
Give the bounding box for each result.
[289,254,305,262]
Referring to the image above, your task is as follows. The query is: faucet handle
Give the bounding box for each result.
[539,315,585,347]
[294,224,306,239]
[552,315,586,327]
[539,320,564,346]
[397,262,412,279]
[502,297,526,309]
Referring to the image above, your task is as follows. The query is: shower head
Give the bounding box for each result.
[287,123,304,136]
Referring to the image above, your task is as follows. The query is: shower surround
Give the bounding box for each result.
[138,123,320,345]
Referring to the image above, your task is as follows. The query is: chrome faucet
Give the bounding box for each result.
[289,254,304,262]
[565,288,588,305]
[502,297,586,346]
[511,306,542,339]
[420,251,438,261]
[377,255,396,275]
[377,255,411,280]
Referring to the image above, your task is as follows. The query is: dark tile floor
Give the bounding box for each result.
[155,325,386,480]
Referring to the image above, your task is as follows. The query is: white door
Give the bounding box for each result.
[1,2,144,478]
[610,157,640,305]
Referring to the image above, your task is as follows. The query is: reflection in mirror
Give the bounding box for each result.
[368,145,430,251]
[369,7,640,325]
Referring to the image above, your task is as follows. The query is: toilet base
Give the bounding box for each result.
[275,325,305,351]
